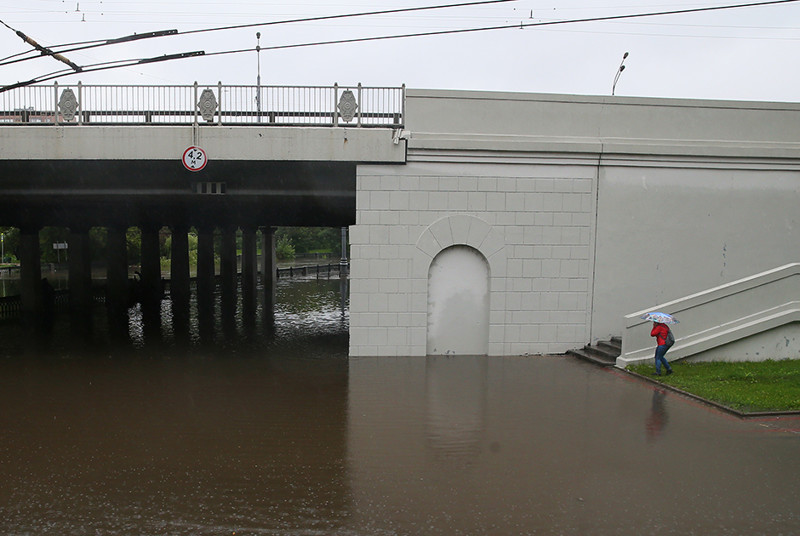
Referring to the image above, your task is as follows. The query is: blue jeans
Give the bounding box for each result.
[654,344,672,375]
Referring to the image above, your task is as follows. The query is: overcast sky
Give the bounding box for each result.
[1,0,799,102]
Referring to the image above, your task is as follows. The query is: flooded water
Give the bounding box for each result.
[0,278,799,535]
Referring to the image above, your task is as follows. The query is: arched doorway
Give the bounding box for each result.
[426,245,490,355]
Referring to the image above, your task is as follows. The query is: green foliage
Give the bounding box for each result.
[38,227,69,263]
[126,227,142,264]
[89,227,107,260]
[274,227,341,257]
[275,234,296,260]
[0,227,18,263]
[158,227,171,258]
[630,359,800,412]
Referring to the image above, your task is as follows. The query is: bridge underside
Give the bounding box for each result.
[0,157,358,340]
[0,159,356,229]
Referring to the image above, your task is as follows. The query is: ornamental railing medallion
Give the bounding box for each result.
[197,89,218,123]
[337,90,358,123]
[58,88,79,122]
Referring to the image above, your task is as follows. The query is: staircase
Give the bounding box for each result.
[567,337,622,367]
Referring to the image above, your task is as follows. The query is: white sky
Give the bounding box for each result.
[1,0,799,102]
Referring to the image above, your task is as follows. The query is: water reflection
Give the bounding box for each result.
[645,388,670,442]
[346,357,800,535]
[0,275,349,358]
[425,356,487,461]
[0,356,351,535]
[0,279,799,535]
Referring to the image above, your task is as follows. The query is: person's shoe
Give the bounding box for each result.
[655,372,661,376]
[666,369,673,375]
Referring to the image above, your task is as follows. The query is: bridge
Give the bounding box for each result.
[3,82,800,361]
[0,82,405,339]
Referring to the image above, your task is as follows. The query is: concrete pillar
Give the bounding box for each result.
[260,227,276,329]
[19,226,42,330]
[170,225,191,339]
[68,226,93,337]
[106,225,129,339]
[220,226,238,336]
[241,226,258,324]
[140,225,162,339]
[196,226,216,341]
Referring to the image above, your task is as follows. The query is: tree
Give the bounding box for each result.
[126,227,141,264]
[275,234,296,260]
[0,226,18,263]
[38,227,69,263]
[274,227,341,257]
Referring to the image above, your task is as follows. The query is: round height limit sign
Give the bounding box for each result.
[182,146,207,171]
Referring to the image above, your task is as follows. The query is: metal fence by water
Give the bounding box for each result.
[0,82,405,127]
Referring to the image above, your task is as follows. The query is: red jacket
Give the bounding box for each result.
[650,323,669,346]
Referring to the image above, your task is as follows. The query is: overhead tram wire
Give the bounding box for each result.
[0,0,514,67]
[2,0,799,92]
[0,18,82,72]
[0,51,207,93]
[0,29,180,66]
[183,0,800,61]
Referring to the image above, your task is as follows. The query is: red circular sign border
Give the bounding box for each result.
[182,146,208,172]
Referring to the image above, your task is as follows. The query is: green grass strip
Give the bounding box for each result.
[628,359,800,412]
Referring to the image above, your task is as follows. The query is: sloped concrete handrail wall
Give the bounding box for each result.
[617,263,800,368]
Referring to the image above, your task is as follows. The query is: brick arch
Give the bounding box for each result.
[413,215,506,279]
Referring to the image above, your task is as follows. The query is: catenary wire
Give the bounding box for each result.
[2,0,799,92]
[191,0,800,57]
[0,0,514,66]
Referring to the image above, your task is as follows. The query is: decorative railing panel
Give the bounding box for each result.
[0,82,405,127]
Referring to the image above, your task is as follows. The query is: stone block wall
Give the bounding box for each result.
[349,159,597,356]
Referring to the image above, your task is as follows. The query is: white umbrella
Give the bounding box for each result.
[641,311,679,324]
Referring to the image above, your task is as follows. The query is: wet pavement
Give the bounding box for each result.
[0,278,798,535]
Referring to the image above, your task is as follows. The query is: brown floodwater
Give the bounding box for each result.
[0,278,798,535]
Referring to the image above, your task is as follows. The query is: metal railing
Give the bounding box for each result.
[0,82,405,127]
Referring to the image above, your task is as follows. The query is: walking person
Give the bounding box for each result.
[650,321,674,376]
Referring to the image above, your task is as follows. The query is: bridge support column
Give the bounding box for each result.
[68,226,93,338]
[170,225,191,340]
[140,225,162,340]
[19,226,42,331]
[220,226,238,336]
[260,227,276,329]
[241,226,258,326]
[196,226,216,341]
[106,225,129,340]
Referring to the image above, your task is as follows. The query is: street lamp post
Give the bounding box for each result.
[612,52,629,96]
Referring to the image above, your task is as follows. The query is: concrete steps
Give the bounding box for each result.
[567,336,622,367]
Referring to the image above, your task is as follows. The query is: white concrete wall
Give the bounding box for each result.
[688,325,800,362]
[593,163,800,342]
[349,160,596,356]
[350,89,800,358]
